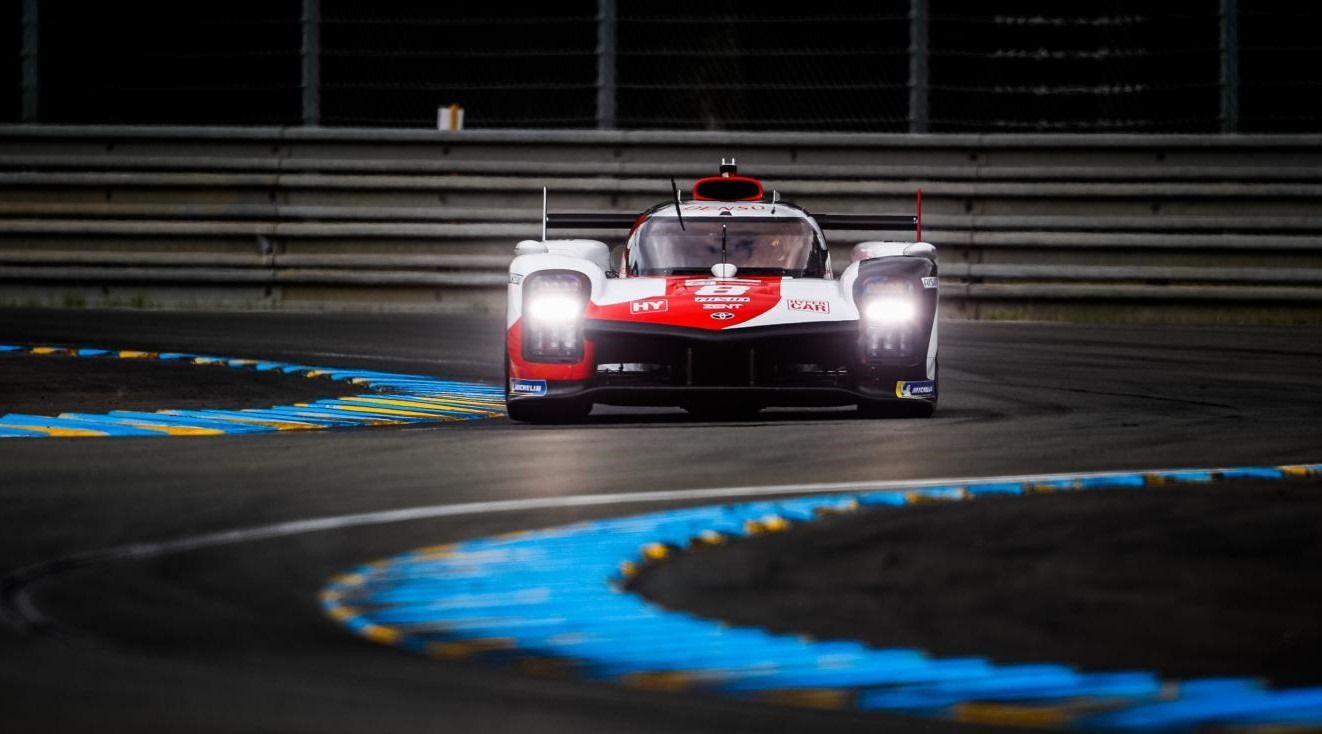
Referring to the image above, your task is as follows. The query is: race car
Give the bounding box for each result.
[505,160,938,422]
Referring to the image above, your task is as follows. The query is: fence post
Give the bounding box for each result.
[597,0,617,130]
[21,0,38,123]
[302,0,322,126]
[1220,0,1239,133]
[909,0,929,133]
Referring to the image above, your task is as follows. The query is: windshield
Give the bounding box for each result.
[630,217,820,277]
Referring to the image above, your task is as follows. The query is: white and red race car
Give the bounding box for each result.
[505,161,938,422]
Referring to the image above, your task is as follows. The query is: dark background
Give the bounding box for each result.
[3,0,1320,131]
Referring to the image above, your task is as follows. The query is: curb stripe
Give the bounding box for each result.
[0,426,46,437]
[157,409,329,430]
[103,411,277,433]
[55,414,225,436]
[323,463,1322,733]
[0,344,505,438]
[0,414,137,436]
[0,419,110,437]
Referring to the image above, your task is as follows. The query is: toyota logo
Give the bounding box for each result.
[709,311,735,320]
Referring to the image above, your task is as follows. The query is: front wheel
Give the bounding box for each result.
[506,397,591,424]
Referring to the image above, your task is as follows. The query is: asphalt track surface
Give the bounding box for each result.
[1,308,1320,734]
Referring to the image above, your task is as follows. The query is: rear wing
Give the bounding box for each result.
[545,212,638,229]
[817,190,925,239]
[545,213,915,228]
[542,189,925,240]
[812,214,915,230]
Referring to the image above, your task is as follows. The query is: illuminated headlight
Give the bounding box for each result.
[864,297,915,322]
[858,279,918,362]
[522,272,588,362]
[527,294,583,323]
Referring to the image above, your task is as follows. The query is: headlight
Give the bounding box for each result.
[527,294,583,323]
[522,272,588,362]
[858,279,918,362]
[864,297,915,322]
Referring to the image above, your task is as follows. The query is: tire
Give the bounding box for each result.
[506,397,591,423]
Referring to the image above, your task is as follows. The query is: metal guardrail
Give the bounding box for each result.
[8,171,1322,200]
[0,125,1320,322]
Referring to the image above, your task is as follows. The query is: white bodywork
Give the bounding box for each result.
[508,202,939,381]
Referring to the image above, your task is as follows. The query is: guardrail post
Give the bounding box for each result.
[597,0,617,130]
[909,0,929,134]
[302,0,322,126]
[20,0,38,123]
[1220,0,1239,133]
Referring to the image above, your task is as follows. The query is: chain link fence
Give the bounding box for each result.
[1241,2,1322,132]
[616,4,911,132]
[320,0,598,128]
[930,0,1222,132]
[5,0,1321,132]
[23,0,301,126]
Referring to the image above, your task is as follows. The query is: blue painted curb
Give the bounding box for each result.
[0,343,505,437]
[323,464,1322,732]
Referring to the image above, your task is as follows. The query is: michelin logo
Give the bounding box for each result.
[895,380,936,399]
[510,378,548,397]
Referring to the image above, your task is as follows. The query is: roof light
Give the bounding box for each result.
[693,160,764,201]
[693,175,763,201]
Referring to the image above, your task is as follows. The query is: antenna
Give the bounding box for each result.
[916,188,923,242]
[541,187,548,242]
[671,178,685,231]
[721,223,727,269]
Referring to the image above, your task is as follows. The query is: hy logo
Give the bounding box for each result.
[630,299,668,314]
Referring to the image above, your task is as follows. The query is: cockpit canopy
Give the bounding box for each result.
[629,216,826,278]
